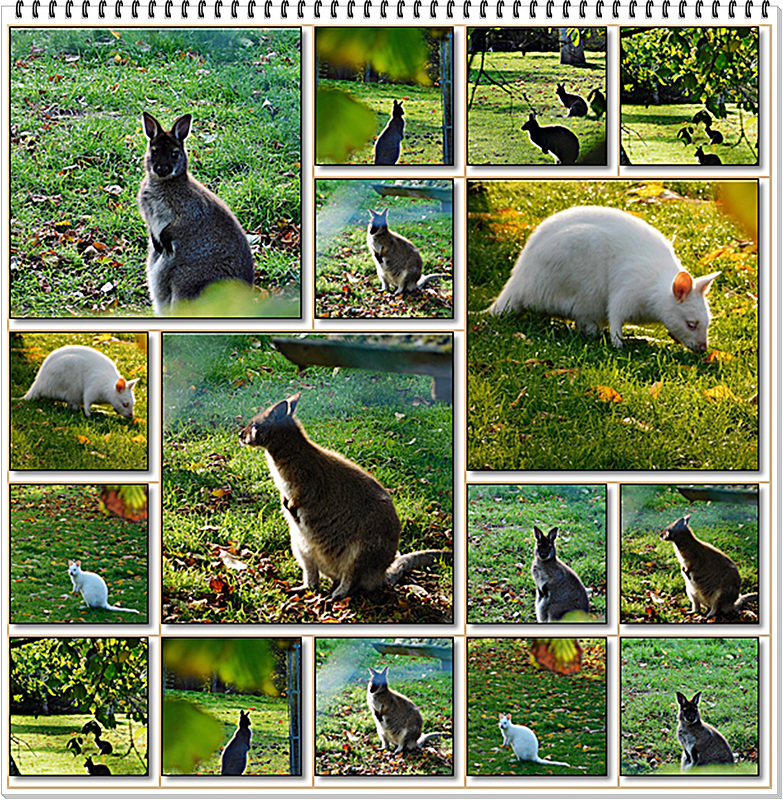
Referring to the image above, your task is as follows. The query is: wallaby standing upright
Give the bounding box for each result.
[68,560,140,614]
[221,711,252,775]
[84,756,112,776]
[367,209,449,295]
[695,146,722,165]
[521,113,579,165]
[239,393,451,600]
[23,345,138,419]
[555,83,588,117]
[486,205,721,351]
[367,667,451,753]
[660,515,757,617]
[675,691,734,771]
[373,100,405,165]
[530,527,590,622]
[497,714,574,767]
[137,112,255,314]
[705,125,724,145]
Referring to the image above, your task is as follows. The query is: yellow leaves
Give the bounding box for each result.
[130,434,147,444]
[627,183,685,203]
[704,385,742,403]
[704,349,735,364]
[76,435,91,444]
[589,384,623,403]
[649,380,664,399]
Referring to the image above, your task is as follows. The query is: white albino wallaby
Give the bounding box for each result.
[23,345,138,419]
[497,714,576,767]
[488,205,720,351]
[68,560,139,614]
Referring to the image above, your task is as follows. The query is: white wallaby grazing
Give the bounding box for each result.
[221,710,252,775]
[497,714,576,767]
[521,113,579,165]
[23,345,138,419]
[487,205,721,351]
[68,560,140,614]
[137,112,255,315]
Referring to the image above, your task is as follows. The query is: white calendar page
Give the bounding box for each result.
[0,10,778,799]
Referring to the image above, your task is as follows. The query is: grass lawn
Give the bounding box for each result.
[468,51,606,165]
[316,80,447,165]
[467,637,607,775]
[622,104,758,165]
[467,180,758,471]
[315,638,453,776]
[621,637,759,774]
[10,332,149,471]
[10,484,148,624]
[163,689,291,775]
[620,484,758,624]
[467,484,606,624]
[315,180,453,319]
[11,712,147,775]
[161,334,453,624]
[10,28,301,318]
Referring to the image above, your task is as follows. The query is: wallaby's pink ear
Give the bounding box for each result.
[693,270,720,296]
[672,270,694,302]
[172,114,193,142]
[142,112,162,141]
[125,379,139,391]
[115,377,126,393]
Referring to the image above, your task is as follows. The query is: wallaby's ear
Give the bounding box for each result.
[115,377,126,393]
[676,691,686,705]
[672,271,694,303]
[533,526,543,539]
[682,514,691,526]
[286,393,301,415]
[172,114,193,142]
[125,379,140,391]
[694,271,720,297]
[691,692,701,705]
[142,112,163,141]
[548,527,558,541]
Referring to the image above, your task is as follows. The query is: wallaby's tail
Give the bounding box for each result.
[416,273,451,290]
[416,732,452,747]
[386,550,452,586]
[535,756,585,768]
[105,603,140,614]
[735,593,759,610]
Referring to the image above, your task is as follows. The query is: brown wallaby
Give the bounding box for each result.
[367,208,450,295]
[367,666,451,753]
[373,100,405,165]
[84,756,112,775]
[675,691,734,771]
[695,146,722,166]
[137,112,255,315]
[660,515,757,618]
[555,83,588,117]
[521,113,579,165]
[239,393,451,600]
[221,710,251,775]
[531,526,590,622]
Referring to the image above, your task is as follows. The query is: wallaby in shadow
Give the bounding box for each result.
[239,393,451,600]
[374,100,405,165]
[695,146,722,165]
[221,710,252,775]
[555,83,588,116]
[84,756,112,775]
[676,691,734,771]
[137,112,255,314]
[531,526,590,622]
[521,113,579,165]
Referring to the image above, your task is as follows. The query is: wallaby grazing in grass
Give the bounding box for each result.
[555,83,588,117]
[84,756,112,775]
[587,87,606,118]
[221,711,252,775]
[660,515,758,617]
[487,205,721,351]
[94,733,113,755]
[367,667,451,753]
[695,146,723,166]
[367,208,450,295]
[497,714,574,767]
[706,125,724,145]
[374,100,405,165]
[239,393,451,600]
[530,527,590,622]
[521,113,579,165]
[23,345,138,419]
[137,112,255,314]
[676,691,734,771]
[68,560,140,614]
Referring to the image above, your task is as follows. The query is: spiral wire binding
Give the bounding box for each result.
[14,0,769,19]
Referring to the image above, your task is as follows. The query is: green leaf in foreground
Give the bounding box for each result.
[316,89,377,163]
[162,698,223,774]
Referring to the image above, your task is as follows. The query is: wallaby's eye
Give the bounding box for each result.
[686,320,698,330]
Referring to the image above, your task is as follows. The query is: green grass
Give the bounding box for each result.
[11,712,147,775]
[10,332,148,471]
[164,689,291,775]
[621,637,759,775]
[620,485,758,624]
[467,637,607,775]
[315,638,453,776]
[622,104,758,165]
[10,484,148,624]
[467,180,758,471]
[468,51,606,165]
[315,181,453,319]
[467,484,606,624]
[161,334,453,624]
[10,28,301,317]
[317,80,447,165]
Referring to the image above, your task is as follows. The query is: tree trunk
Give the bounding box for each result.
[560,28,586,65]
